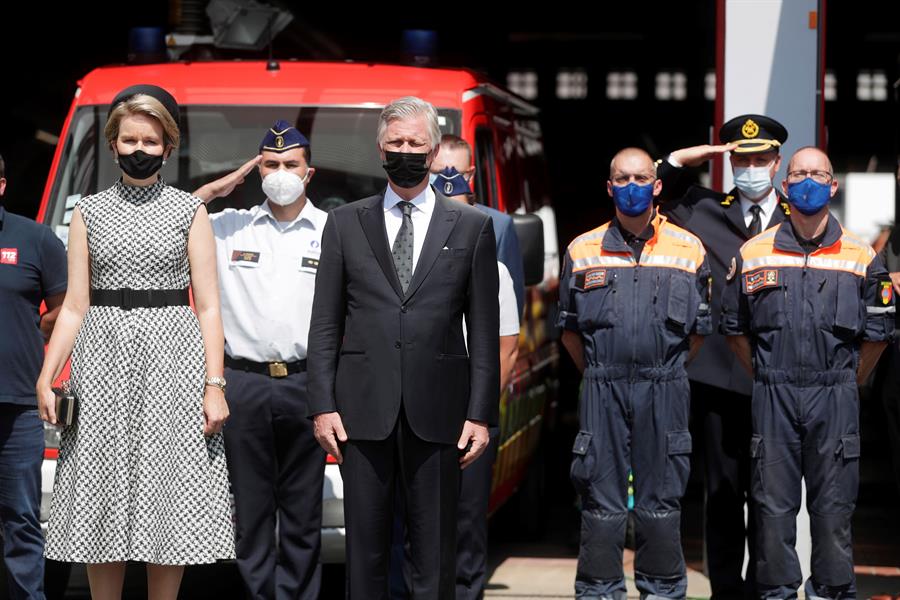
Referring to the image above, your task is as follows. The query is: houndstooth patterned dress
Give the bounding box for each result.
[44,179,235,565]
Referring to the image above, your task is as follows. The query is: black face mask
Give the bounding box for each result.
[382,151,430,188]
[117,150,165,180]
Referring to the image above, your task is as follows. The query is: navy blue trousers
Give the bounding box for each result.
[0,405,44,600]
[223,368,325,600]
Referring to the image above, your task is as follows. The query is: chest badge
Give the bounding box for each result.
[881,281,893,305]
[726,256,737,281]
[0,248,18,265]
[302,256,320,270]
[583,268,608,290]
[231,250,260,263]
[745,269,778,293]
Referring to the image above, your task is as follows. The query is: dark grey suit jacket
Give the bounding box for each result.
[307,188,500,444]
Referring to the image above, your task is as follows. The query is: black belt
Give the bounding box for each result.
[225,356,307,378]
[90,288,190,310]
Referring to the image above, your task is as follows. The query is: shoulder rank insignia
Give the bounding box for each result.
[880,280,893,305]
[726,256,737,281]
[745,269,779,293]
[721,195,735,207]
[780,201,791,215]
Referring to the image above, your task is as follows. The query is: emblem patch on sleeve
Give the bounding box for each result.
[231,250,260,263]
[583,268,608,290]
[880,280,893,305]
[745,269,778,293]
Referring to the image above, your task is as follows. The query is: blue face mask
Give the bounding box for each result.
[611,182,655,217]
[787,178,831,216]
[428,172,438,185]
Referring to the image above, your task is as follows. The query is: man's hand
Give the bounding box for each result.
[193,155,262,202]
[457,419,490,469]
[890,271,900,296]
[669,143,738,168]
[313,411,348,464]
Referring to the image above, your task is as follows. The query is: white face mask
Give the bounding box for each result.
[733,165,773,199]
[262,169,308,206]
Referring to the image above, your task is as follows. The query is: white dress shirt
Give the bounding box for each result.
[463,262,521,346]
[739,188,779,231]
[383,184,435,273]
[210,199,327,362]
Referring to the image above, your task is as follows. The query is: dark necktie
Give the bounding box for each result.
[748,204,762,237]
[392,201,414,292]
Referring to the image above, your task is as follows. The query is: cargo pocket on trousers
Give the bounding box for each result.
[570,431,595,497]
[832,433,861,511]
[749,434,766,505]
[663,430,692,499]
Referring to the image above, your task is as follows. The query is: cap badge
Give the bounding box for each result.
[741,119,759,139]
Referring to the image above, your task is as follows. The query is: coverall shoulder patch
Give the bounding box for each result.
[745,269,778,293]
[583,268,609,290]
[880,280,893,305]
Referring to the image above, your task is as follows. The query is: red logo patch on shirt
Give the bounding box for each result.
[0,248,18,265]
[745,269,778,293]
[583,268,608,290]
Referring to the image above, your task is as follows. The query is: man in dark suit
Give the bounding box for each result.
[657,115,789,599]
[307,96,500,599]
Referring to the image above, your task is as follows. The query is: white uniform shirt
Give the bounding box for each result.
[210,199,327,362]
[739,188,779,231]
[383,184,435,273]
[463,261,522,345]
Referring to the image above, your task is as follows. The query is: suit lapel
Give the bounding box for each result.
[358,194,404,298]
[770,189,790,226]
[721,189,750,239]
[404,192,460,301]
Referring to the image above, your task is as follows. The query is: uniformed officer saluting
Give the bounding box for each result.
[559,148,711,599]
[721,147,893,600]
[194,121,327,599]
[657,114,789,598]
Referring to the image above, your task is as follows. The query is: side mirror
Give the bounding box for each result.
[511,213,545,287]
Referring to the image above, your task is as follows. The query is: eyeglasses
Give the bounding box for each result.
[786,170,833,184]
[611,174,656,186]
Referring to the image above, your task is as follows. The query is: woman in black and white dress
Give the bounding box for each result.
[36,85,234,599]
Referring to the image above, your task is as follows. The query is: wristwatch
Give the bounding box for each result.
[205,376,227,393]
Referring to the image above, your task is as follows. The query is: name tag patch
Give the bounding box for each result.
[583,268,608,290]
[0,248,18,265]
[301,256,319,271]
[745,269,778,293]
[231,250,260,263]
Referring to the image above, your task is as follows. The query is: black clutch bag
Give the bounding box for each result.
[51,382,78,427]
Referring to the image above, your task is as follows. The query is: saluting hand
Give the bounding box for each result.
[313,412,348,464]
[193,155,263,203]
[669,143,738,168]
[458,419,490,469]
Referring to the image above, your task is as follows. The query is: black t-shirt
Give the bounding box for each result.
[0,205,67,405]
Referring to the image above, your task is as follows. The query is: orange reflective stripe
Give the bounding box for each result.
[740,224,876,276]
[566,214,705,274]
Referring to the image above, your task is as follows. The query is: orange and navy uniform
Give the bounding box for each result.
[719,213,893,598]
[558,211,711,598]
[559,211,712,368]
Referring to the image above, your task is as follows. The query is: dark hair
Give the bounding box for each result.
[0,153,5,179]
